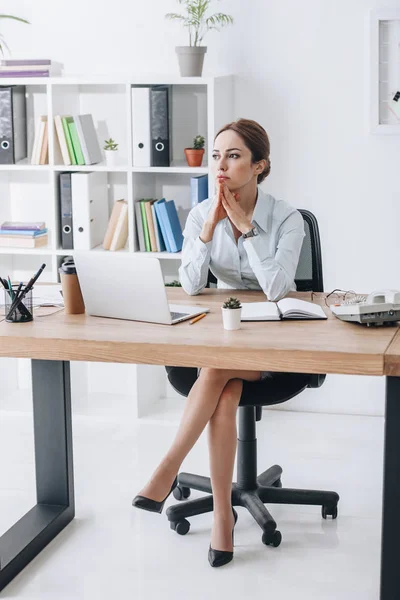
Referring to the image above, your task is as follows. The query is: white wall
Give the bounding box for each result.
[2,0,399,416]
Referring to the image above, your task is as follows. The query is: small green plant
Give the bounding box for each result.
[165,280,182,287]
[0,14,30,55]
[222,297,242,309]
[165,0,233,47]
[104,138,118,151]
[192,135,205,150]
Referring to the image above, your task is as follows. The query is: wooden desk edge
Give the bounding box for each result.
[0,337,385,376]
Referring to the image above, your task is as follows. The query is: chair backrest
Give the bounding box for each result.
[207,209,323,293]
[295,209,323,293]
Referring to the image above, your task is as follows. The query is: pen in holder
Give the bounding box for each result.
[4,284,33,323]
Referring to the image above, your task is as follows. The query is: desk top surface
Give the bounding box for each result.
[0,289,397,376]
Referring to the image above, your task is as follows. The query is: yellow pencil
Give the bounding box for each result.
[190,312,207,325]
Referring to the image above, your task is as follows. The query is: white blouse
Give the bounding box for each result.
[178,188,305,302]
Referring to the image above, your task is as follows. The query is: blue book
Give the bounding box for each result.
[190,174,208,207]
[154,199,171,252]
[163,200,183,252]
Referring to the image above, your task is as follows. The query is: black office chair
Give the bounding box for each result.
[165,210,339,547]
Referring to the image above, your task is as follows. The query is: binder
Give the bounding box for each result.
[139,199,151,252]
[154,199,171,252]
[150,86,170,167]
[131,87,151,167]
[30,116,46,165]
[164,200,183,252]
[154,199,183,252]
[190,174,208,207]
[74,114,102,165]
[71,172,109,250]
[58,173,74,249]
[54,115,71,165]
[103,199,125,250]
[134,201,146,252]
[144,200,157,251]
[67,118,85,165]
[0,85,27,164]
[61,116,77,164]
[109,201,129,251]
[151,203,166,252]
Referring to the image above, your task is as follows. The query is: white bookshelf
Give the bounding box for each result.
[0,75,234,283]
[370,9,400,134]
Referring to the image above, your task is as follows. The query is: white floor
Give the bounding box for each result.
[0,391,384,600]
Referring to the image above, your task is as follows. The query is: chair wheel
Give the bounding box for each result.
[262,530,282,547]
[173,485,191,501]
[170,519,191,535]
[322,505,338,519]
[272,478,282,488]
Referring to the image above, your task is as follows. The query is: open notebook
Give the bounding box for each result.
[241,298,327,321]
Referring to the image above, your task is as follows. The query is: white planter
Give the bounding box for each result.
[221,307,242,331]
[104,150,119,166]
[176,46,207,77]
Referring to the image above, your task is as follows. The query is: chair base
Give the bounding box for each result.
[166,465,339,545]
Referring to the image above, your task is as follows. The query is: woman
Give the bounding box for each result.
[132,118,305,567]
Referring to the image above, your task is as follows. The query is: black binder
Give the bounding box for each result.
[59,173,74,249]
[0,85,27,164]
[150,86,171,167]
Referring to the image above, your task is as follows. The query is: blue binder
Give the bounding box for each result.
[190,174,208,207]
[164,200,183,252]
[155,200,183,252]
[154,199,171,252]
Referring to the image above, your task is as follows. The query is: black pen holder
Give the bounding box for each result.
[4,285,33,323]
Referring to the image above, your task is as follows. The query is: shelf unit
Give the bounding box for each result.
[0,75,234,282]
[370,9,400,134]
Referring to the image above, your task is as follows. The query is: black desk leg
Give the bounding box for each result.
[381,376,400,600]
[0,360,74,592]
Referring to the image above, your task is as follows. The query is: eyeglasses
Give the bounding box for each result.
[311,289,368,307]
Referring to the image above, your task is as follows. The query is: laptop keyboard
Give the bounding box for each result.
[170,311,190,321]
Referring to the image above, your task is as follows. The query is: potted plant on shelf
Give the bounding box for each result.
[165,0,233,77]
[184,135,205,167]
[0,13,30,55]
[221,297,242,331]
[104,138,119,166]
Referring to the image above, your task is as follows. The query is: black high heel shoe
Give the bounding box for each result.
[132,476,178,514]
[208,507,238,568]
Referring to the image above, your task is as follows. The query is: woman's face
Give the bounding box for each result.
[211,130,260,191]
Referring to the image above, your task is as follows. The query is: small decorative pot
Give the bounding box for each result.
[104,150,118,166]
[221,307,242,331]
[176,46,207,77]
[184,148,205,167]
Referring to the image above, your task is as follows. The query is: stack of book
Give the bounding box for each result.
[54,114,102,166]
[0,59,62,78]
[0,221,48,248]
[135,198,183,253]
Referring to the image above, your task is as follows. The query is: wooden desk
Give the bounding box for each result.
[0,289,399,598]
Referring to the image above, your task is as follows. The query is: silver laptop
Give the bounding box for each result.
[74,252,209,325]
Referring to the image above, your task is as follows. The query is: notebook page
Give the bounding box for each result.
[241,302,280,321]
[277,298,326,319]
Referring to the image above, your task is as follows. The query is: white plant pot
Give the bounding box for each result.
[176,46,207,77]
[104,150,118,166]
[221,307,242,331]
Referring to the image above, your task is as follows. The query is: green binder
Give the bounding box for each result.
[67,118,85,165]
[140,200,151,252]
[61,117,77,165]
